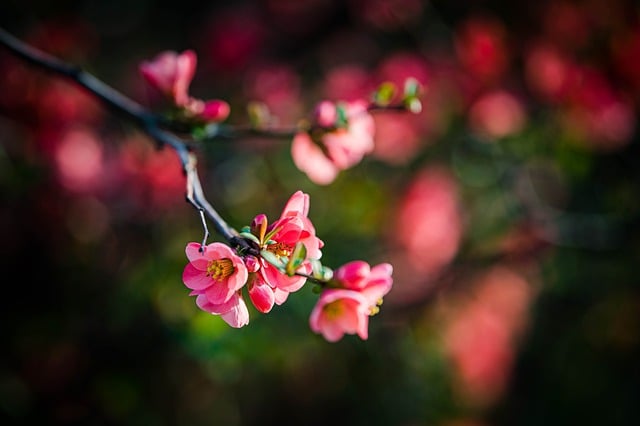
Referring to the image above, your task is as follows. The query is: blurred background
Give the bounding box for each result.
[1,0,639,425]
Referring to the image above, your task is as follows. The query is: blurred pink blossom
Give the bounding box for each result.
[118,135,185,210]
[292,100,375,185]
[140,50,196,107]
[443,267,534,406]
[468,90,527,140]
[454,17,509,84]
[140,50,230,122]
[54,128,104,193]
[395,167,463,277]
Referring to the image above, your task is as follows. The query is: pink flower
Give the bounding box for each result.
[140,50,196,106]
[310,261,393,342]
[253,191,324,296]
[292,100,375,185]
[182,242,248,306]
[140,50,230,123]
[334,261,394,312]
[309,289,370,342]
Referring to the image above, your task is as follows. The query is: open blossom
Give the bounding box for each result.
[182,242,249,327]
[309,289,370,342]
[251,191,324,300]
[310,261,393,342]
[292,100,375,185]
[140,50,230,122]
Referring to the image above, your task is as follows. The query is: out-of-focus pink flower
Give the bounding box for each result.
[183,242,248,306]
[140,50,196,107]
[442,267,534,406]
[371,114,422,164]
[468,90,527,140]
[292,100,375,185]
[55,128,104,193]
[244,63,302,123]
[322,65,374,102]
[455,17,508,84]
[525,44,573,102]
[140,50,230,123]
[118,135,185,210]
[205,6,266,72]
[395,167,463,277]
[309,289,370,342]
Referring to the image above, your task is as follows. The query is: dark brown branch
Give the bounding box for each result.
[0,26,247,250]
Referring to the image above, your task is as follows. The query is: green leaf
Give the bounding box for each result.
[335,104,348,128]
[403,77,420,98]
[260,250,285,271]
[238,232,260,245]
[285,243,307,276]
[374,82,397,106]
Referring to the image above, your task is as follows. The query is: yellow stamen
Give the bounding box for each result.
[267,242,293,258]
[206,258,235,280]
[323,301,344,319]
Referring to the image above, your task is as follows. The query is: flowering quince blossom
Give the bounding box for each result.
[182,242,249,327]
[140,50,230,122]
[292,100,375,185]
[250,191,324,304]
[310,261,393,342]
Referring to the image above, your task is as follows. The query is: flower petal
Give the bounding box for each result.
[182,263,212,290]
[220,293,250,328]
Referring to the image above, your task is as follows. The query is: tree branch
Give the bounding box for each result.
[0,26,250,251]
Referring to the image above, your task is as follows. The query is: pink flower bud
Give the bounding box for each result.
[244,255,260,273]
[248,276,276,313]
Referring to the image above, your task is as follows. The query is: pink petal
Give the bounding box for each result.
[291,132,339,185]
[248,277,276,313]
[182,263,212,290]
[273,288,289,305]
[195,293,237,314]
[281,190,309,218]
[205,280,235,305]
[185,242,209,269]
[220,294,250,328]
[335,260,370,289]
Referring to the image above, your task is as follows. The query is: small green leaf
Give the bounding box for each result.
[260,250,285,271]
[285,243,307,276]
[335,104,348,128]
[403,77,420,98]
[239,232,260,245]
[247,101,271,129]
[404,97,422,114]
[374,82,397,106]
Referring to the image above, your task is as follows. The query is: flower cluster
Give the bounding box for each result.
[182,191,393,341]
[140,50,230,123]
[291,100,375,185]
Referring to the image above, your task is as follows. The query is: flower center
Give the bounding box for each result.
[206,258,235,280]
[267,241,293,258]
[323,300,344,319]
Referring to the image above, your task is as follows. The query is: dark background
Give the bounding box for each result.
[1,1,639,425]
